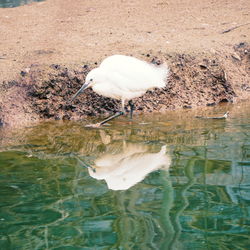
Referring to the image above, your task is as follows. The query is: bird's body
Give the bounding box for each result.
[72,55,169,126]
[87,55,168,104]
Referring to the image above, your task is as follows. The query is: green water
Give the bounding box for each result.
[0,102,250,249]
[0,0,43,8]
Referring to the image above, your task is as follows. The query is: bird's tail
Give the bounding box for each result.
[155,62,169,88]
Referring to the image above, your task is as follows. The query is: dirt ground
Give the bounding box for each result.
[0,0,249,127]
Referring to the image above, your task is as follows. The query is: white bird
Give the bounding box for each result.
[72,55,169,127]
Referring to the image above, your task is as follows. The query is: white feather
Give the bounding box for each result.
[86,55,169,102]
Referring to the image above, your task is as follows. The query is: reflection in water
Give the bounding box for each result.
[89,143,171,190]
[0,101,250,249]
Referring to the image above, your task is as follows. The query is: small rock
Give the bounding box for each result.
[199,64,207,69]
[231,53,241,61]
[183,105,192,109]
[207,102,216,106]
[62,114,70,120]
[20,71,27,77]
[0,119,4,127]
[50,64,60,70]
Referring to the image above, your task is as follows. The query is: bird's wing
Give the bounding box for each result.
[105,69,165,93]
[100,55,169,90]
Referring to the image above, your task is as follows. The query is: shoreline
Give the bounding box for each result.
[0,47,249,127]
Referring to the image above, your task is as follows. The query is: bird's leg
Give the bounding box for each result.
[99,111,124,125]
[121,99,126,113]
[99,99,127,125]
[85,100,125,128]
[85,112,124,128]
[128,100,135,120]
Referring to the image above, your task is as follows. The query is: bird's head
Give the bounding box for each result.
[71,68,99,102]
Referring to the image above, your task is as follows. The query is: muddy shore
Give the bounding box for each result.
[0,0,249,127]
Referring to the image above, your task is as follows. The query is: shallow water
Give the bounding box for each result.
[0,0,43,8]
[0,102,250,249]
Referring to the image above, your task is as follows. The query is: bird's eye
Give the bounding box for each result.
[90,79,93,82]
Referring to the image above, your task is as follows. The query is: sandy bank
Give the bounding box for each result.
[0,0,249,127]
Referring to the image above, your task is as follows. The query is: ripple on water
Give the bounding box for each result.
[0,101,250,249]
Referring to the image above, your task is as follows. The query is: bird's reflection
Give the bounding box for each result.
[88,142,171,190]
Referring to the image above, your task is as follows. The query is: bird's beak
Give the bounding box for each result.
[71,83,89,102]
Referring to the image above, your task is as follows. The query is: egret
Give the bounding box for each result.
[72,55,169,127]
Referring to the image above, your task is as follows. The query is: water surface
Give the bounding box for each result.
[0,102,250,249]
[0,0,43,8]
